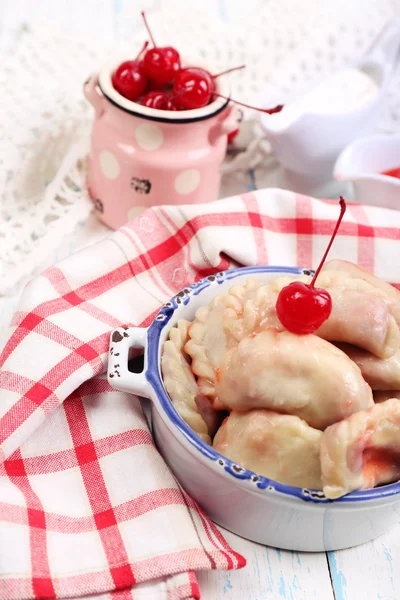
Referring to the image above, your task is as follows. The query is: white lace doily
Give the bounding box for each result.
[1,0,400,294]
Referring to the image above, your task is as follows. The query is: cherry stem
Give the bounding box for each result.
[214,93,284,114]
[135,40,149,62]
[310,197,347,287]
[141,11,156,47]
[213,65,246,79]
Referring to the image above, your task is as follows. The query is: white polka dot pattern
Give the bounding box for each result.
[135,123,164,151]
[99,151,120,179]
[174,169,201,195]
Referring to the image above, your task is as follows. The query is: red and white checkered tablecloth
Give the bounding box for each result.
[1,188,400,600]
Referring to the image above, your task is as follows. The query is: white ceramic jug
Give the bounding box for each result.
[259,19,400,196]
[334,134,400,210]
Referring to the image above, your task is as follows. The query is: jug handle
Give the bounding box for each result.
[363,18,400,71]
[83,74,105,117]
[209,105,241,144]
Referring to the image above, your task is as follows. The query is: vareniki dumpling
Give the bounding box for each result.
[323,259,400,324]
[314,271,400,359]
[162,320,220,444]
[214,329,373,430]
[162,261,400,499]
[213,410,323,489]
[266,270,400,358]
[321,398,400,499]
[185,278,281,399]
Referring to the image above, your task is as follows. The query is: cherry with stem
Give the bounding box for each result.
[309,197,346,286]
[141,89,179,110]
[140,11,157,47]
[276,197,347,335]
[172,64,281,112]
[214,93,284,115]
[213,65,246,79]
[210,65,245,101]
[140,11,181,86]
[111,40,150,101]
[135,40,149,61]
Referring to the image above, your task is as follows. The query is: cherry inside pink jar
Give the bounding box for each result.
[83,58,240,230]
[83,12,283,230]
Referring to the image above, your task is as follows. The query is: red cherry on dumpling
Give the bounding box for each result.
[112,60,148,101]
[276,197,347,335]
[276,282,332,334]
[140,12,181,86]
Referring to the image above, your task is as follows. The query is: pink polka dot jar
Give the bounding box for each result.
[83,56,239,230]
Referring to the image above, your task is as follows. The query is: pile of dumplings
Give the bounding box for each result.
[161,260,400,499]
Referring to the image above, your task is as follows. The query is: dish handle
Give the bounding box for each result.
[107,326,152,398]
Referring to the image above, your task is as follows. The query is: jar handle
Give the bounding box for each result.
[209,105,242,145]
[83,74,105,117]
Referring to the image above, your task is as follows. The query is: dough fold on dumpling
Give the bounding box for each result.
[337,344,400,390]
[314,271,400,359]
[323,259,400,324]
[162,320,219,444]
[185,278,281,399]
[186,268,400,404]
[213,410,323,489]
[273,270,400,358]
[214,329,373,430]
[321,398,400,498]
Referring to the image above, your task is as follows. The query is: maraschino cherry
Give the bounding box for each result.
[141,90,178,110]
[276,197,347,335]
[172,67,214,109]
[112,41,149,101]
[163,96,180,111]
[141,90,169,109]
[173,65,245,110]
[141,11,181,86]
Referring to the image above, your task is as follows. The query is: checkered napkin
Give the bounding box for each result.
[2,188,400,600]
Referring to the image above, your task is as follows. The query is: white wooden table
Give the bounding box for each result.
[1,1,400,598]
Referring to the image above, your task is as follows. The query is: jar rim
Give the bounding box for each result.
[98,54,232,123]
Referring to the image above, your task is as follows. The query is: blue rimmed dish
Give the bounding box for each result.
[108,266,400,551]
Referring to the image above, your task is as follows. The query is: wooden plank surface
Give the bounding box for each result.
[2,1,400,598]
[327,522,400,600]
[197,531,335,600]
